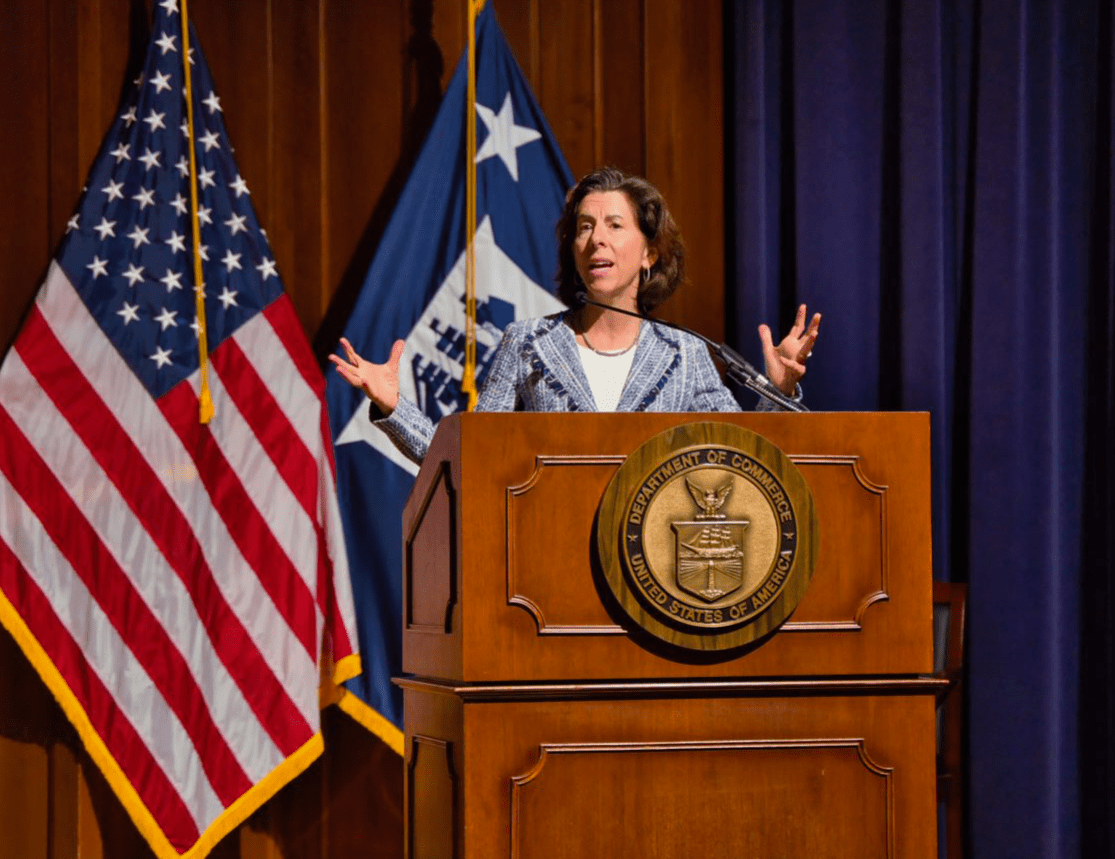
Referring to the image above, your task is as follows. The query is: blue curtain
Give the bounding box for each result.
[726,1,1115,856]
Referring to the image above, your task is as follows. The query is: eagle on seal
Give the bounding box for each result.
[686,477,732,519]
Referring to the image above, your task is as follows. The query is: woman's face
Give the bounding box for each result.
[573,190,655,310]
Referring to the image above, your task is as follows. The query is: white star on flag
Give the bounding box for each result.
[154,307,178,330]
[117,301,140,324]
[87,256,108,278]
[256,258,277,280]
[102,180,124,201]
[122,263,145,286]
[474,92,542,181]
[160,269,184,292]
[126,226,151,248]
[93,218,116,240]
[132,187,156,209]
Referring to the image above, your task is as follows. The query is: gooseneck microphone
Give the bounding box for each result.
[574,292,808,413]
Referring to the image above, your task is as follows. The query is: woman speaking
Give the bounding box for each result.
[331,167,821,464]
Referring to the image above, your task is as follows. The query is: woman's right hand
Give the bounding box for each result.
[329,337,404,414]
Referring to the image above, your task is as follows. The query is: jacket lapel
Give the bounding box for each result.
[615,322,682,411]
[525,312,598,411]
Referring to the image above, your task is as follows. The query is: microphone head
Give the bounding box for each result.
[573,290,589,307]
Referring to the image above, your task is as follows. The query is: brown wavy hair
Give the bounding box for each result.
[555,167,686,314]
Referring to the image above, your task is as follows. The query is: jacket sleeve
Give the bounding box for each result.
[753,384,803,411]
[371,322,529,465]
[371,396,436,465]
[686,338,743,412]
[475,322,526,412]
[685,334,804,412]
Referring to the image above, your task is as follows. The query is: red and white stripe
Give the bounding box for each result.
[0,262,357,851]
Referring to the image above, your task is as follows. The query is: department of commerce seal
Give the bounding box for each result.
[597,422,818,651]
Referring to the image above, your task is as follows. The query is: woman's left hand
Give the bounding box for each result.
[758,304,822,396]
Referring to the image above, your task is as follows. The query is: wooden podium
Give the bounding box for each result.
[397,412,941,858]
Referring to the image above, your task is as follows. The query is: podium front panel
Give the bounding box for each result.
[402,412,933,682]
[402,680,938,859]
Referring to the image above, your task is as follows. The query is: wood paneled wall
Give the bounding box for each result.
[0,1,724,856]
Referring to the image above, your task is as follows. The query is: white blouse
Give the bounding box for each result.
[576,342,638,411]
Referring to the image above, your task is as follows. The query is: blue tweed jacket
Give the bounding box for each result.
[376,310,780,464]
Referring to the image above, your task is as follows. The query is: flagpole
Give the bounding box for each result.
[180,0,215,424]
[461,0,485,411]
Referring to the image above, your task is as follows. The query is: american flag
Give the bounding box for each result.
[0,2,358,857]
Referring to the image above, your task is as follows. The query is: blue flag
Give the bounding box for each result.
[327,4,574,747]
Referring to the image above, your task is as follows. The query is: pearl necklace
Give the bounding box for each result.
[581,320,641,357]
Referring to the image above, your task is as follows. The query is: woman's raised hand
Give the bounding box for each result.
[758,304,821,397]
[329,337,404,414]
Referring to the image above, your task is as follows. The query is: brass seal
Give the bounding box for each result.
[598,422,818,651]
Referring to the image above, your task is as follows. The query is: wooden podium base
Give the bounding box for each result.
[400,413,940,858]
[400,678,940,858]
